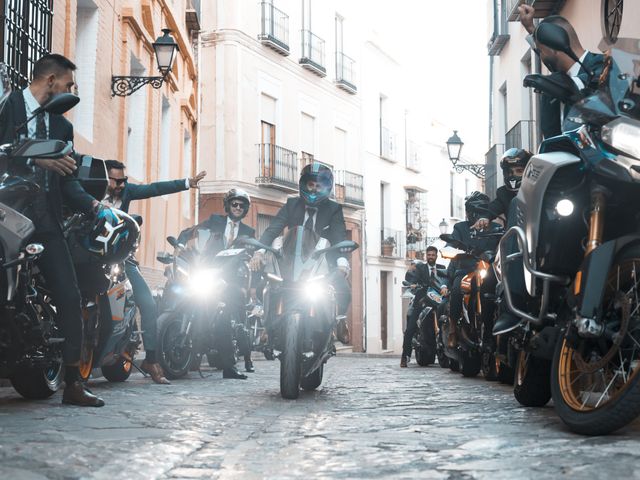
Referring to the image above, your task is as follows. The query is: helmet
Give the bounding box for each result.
[299,162,333,206]
[464,191,490,223]
[500,148,532,192]
[223,188,251,221]
[79,207,140,264]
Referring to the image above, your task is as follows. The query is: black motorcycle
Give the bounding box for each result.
[402,277,443,366]
[237,226,358,399]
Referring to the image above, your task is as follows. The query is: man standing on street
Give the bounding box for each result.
[103,160,206,384]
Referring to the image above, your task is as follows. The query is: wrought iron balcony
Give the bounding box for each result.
[186,0,201,32]
[488,2,510,56]
[505,120,537,153]
[507,0,566,22]
[256,143,298,192]
[300,30,326,77]
[485,143,504,200]
[406,140,421,172]
[258,2,290,56]
[380,228,405,259]
[381,126,397,162]
[335,170,364,208]
[335,52,356,94]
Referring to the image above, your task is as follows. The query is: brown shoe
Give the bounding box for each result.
[62,381,105,407]
[400,356,408,368]
[140,360,171,384]
[336,318,350,344]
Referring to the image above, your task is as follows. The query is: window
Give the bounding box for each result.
[126,56,147,181]
[260,120,276,177]
[406,188,427,259]
[74,0,99,141]
[2,0,54,88]
[159,96,171,181]
[257,213,275,239]
[182,129,192,219]
[301,112,315,158]
[333,127,346,172]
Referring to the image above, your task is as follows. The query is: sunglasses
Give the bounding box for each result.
[230,201,246,209]
[109,177,128,185]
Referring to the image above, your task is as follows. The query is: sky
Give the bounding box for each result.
[368,0,491,161]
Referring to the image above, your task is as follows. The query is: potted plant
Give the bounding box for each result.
[381,236,396,257]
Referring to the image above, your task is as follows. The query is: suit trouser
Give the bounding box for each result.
[125,262,158,352]
[33,228,82,365]
[330,271,351,315]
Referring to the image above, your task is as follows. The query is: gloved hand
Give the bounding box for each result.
[249,251,265,271]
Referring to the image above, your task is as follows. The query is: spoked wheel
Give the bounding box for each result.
[158,312,194,380]
[514,350,551,407]
[280,313,302,399]
[10,362,63,399]
[551,249,640,435]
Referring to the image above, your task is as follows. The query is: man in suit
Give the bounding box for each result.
[0,54,105,406]
[179,188,255,378]
[519,5,605,139]
[401,247,448,367]
[103,160,206,384]
[249,162,351,344]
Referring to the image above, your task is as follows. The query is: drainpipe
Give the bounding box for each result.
[195,26,202,222]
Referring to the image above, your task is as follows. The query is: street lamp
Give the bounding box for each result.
[439,218,449,234]
[445,130,486,179]
[111,29,179,97]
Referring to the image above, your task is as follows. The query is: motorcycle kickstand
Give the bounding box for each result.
[129,360,150,378]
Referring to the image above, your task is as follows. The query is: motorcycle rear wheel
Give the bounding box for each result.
[280,313,302,399]
[158,312,194,380]
[551,248,640,435]
[301,364,324,391]
[101,353,134,382]
[460,350,481,377]
[513,350,551,407]
[10,363,63,399]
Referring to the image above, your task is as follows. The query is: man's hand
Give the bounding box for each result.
[188,170,207,188]
[249,251,265,271]
[518,4,535,34]
[440,286,449,297]
[34,155,77,176]
[472,217,490,231]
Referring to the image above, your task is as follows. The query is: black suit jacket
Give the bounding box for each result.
[0,90,95,230]
[540,52,605,139]
[178,214,255,257]
[406,262,447,287]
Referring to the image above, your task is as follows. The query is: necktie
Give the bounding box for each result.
[226,222,236,248]
[431,266,436,278]
[35,112,47,139]
[304,208,316,231]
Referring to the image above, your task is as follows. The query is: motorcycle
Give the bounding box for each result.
[438,230,501,377]
[156,230,252,379]
[402,275,444,367]
[497,25,640,434]
[0,93,82,398]
[236,226,359,399]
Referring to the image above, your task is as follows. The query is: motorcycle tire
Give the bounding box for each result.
[497,362,515,385]
[437,350,450,369]
[448,359,460,372]
[158,312,194,380]
[101,356,133,382]
[460,350,481,378]
[513,350,551,407]
[482,351,499,381]
[301,364,324,391]
[10,363,63,399]
[415,346,435,366]
[280,313,302,399]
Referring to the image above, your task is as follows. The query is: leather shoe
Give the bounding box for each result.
[223,368,247,379]
[400,356,408,368]
[140,360,171,384]
[62,381,105,407]
[245,359,255,373]
[336,318,350,344]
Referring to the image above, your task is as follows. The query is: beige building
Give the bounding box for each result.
[486,0,640,194]
[1,0,201,286]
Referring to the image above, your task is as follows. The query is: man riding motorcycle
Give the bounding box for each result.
[249,162,351,343]
[178,188,255,379]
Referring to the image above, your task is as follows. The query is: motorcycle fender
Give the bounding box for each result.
[575,235,640,319]
[528,325,561,360]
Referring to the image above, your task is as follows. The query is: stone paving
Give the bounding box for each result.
[0,355,639,479]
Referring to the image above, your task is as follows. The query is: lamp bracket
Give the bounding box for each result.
[111,75,166,97]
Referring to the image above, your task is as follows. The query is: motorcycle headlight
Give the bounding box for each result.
[188,268,225,298]
[304,276,328,302]
[479,268,488,279]
[601,117,640,160]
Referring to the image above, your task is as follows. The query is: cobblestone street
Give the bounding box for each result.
[1,355,639,479]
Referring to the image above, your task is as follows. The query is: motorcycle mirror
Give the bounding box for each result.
[14,93,80,135]
[156,251,174,264]
[167,236,179,248]
[534,23,592,76]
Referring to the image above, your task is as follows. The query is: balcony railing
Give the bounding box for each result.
[488,1,510,56]
[505,120,537,153]
[381,126,397,162]
[186,0,201,31]
[256,143,298,191]
[406,140,421,172]
[507,0,565,22]
[380,228,405,259]
[258,2,290,56]
[485,143,504,200]
[335,170,364,207]
[335,52,357,94]
[300,30,326,76]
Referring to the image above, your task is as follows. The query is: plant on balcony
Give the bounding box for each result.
[381,236,396,257]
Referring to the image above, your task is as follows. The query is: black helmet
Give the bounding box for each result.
[299,162,333,206]
[500,148,532,192]
[78,207,140,264]
[223,188,251,221]
[464,191,490,223]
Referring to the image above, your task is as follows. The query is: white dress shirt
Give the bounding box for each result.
[224,217,239,247]
[22,87,48,139]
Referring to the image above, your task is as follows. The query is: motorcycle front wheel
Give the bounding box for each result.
[513,350,551,407]
[10,362,63,399]
[280,313,302,399]
[158,312,194,380]
[551,247,640,435]
[301,364,324,391]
